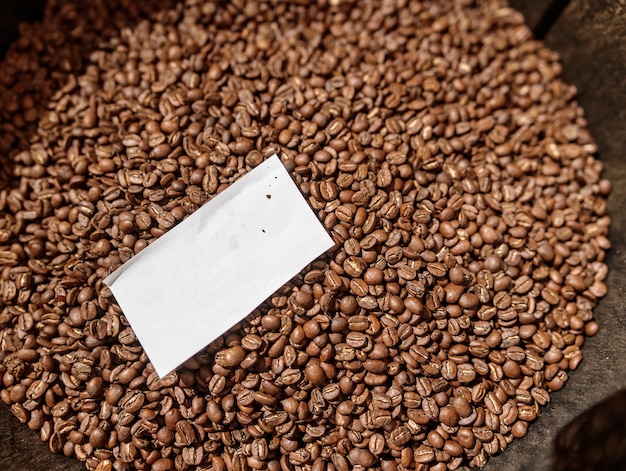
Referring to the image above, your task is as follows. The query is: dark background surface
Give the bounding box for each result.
[0,1,625,470]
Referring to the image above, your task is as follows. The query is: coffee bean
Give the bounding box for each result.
[444,440,464,457]
[451,396,472,418]
[348,448,377,467]
[511,421,529,439]
[458,364,477,383]
[215,346,246,368]
[427,430,445,449]
[304,359,327,385]
[152,458,175,471]
[414,445,435,464]
[89,428,108,449]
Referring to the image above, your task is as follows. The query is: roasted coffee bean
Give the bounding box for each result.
[369,432,386,455]
[152,458,175,471]
[348,448,377,467]
[414,445,435,464]
[215,346,246,368]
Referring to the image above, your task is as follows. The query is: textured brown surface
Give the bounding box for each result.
[0,1,625,471]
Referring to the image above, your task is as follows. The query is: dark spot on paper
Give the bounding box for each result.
[266,194,272,199]
[262,229,266,233]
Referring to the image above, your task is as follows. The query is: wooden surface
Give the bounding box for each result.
[0,408,85,471]
[1,1,626,471]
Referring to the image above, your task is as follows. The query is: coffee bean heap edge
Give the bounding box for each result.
[0,1,612,470]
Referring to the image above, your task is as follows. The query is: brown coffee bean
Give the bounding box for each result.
[105,384,124,406]
[215,346,246,368]
[175,421,196,446]
[152,458,175,471]
[443,440,463,457]
[456,427,475,449]
[414,445,435,464]
[343,256,367,278]
[457,364,477,383]
[451,396,472,418]
[348,448,377,467]
[511,421,528,439]
[439,406,459,427]
[427,430,445,449]
[304,359,327,385]
[404,297,424,314]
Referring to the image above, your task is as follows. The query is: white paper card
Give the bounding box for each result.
[104,155,334,378]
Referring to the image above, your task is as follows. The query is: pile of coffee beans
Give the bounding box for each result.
[0,0,611,470]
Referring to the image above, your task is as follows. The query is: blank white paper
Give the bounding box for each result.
[104,155,334,377]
